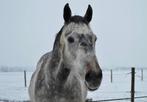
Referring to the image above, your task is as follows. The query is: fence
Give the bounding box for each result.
[1,96,147,102]
[22,67,146,102]
[0,67,146,102]
[86,96,147,102]
[22,68,145,87]
[109,68,144,83]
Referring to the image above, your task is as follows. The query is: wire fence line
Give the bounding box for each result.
[1,96,147,102]
[0,99,29,102]
[86,96,147,102]
[0,68,146,102]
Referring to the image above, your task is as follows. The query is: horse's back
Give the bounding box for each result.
[29,52,52,102]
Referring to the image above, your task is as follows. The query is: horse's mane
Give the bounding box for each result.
[53,26,64,52]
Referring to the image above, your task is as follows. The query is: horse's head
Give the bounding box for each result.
[54,3,102,91]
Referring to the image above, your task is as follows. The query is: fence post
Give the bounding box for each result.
[131,67,135,102]
[111,69,113,83]
[141,69,143,81]
[24,70,27,87]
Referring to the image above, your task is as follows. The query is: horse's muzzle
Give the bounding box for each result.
[85,69,102,91]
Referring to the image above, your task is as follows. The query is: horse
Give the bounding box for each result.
[29,3,102,102]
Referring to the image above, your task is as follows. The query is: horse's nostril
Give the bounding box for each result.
[85,70,102,82]
[85,71,92,82]
[85,71,96,82]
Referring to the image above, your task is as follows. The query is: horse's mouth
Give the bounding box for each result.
[84,81,98,91]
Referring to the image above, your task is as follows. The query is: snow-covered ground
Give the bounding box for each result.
[0,69,146,102]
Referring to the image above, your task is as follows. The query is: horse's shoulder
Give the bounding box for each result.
[31,52,52,77]
[36,51,52,78]
[32,52,52,92]
[30,52,52,87]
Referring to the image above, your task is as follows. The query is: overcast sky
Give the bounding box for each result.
[0,0,147,69]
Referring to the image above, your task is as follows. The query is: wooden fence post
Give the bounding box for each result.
[131,67,135,102]
[24,70,27,87]
[111,69,113,83]
[141,69,143,81]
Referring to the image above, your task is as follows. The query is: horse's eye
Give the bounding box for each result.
[68,37,74,43]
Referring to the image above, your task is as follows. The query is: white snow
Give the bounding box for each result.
[0,72,32,101]
[0,69,146,101]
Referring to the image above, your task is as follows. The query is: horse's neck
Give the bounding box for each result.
[44,50,71,86]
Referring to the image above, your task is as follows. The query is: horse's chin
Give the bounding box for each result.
[84,81,99,91]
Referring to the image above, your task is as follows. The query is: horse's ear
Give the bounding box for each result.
[84,5,93,23]
[63,3,71,22]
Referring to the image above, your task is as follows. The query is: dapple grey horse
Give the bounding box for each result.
[29,3,102,102]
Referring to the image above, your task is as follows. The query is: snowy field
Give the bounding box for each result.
[0,69,146,102]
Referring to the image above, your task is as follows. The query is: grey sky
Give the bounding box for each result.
[0,0,147,69]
